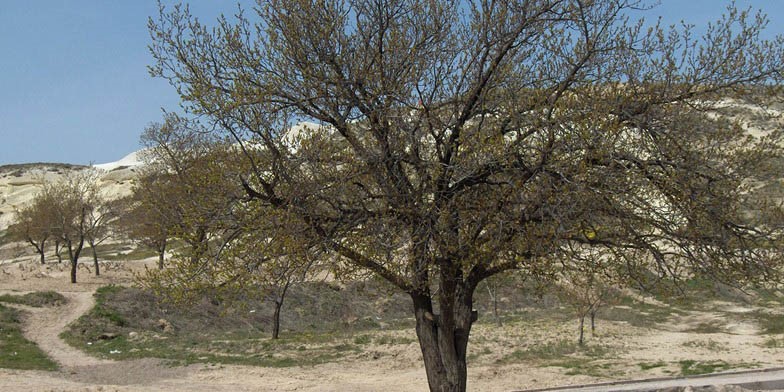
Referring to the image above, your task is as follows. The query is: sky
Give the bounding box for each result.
[0,0,782,166]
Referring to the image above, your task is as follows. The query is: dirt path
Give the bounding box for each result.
[10,291,109,367]
[3,263,784,391]
[521,367,784,391]
[2,289,192,388]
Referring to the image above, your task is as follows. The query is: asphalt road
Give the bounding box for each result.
[517,367,784,391]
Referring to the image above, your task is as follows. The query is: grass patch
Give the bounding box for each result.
[750,311,784,334]
[638,360,667,370]
[62,283,414,367]
[682,339,727,351]
[498,340,610,364]
[678,360,732,376]
[0,291,67,307]
[467,347,492,361]
[684,322,723,334]
[100,246,158,261]
[61,330,362,367]
[551,359,618,377]
[0,303,58,370]
[676,360,757,376]
[600,296,681,328]
[373,335,415,345]
[763,337,784,348]
[92,285,128,327]
[496,339,616,377]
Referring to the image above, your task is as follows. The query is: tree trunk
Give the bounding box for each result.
[590,310,596,335]
[91,244,100,276]
[39,238,46,264]
[55,241,63,263]
[272,300,283,340]
[68,244,77,284]
[486,282,502,327]
[578,315,585,346]
[157,241,166,269]
[271,281,291,340]
[28,238,46,264]
[67,238,84,284]
[411,288,475,392]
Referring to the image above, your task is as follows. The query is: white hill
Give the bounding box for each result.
[0,153,144,231]
[93,150,145,171]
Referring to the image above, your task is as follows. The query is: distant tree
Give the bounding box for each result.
[9,188,57,264]
[555,246,620,345]
[137,115,323,340]
[53,239,64,264]
[117,175,176,270]
[227,207,319,340]
[46,170,103,283]
[137,114,243,265]
[84,198,118,276]
[150,1,784,390]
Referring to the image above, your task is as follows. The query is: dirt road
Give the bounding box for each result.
[521,368,784,391]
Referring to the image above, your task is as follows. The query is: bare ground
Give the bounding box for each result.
[2,257,784,391]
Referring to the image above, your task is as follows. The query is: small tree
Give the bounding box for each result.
[9,188,57,264]
[230,208,319,340]
[118,176,176,270]
[84,198,117,276]
[53,239,64,264]
[556,261,619,345]
[137,114,244,265]
[46,171,102,284]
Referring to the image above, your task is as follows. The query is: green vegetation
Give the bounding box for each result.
[749,311,784,334]
[498,340,610,364]
[0,291,67,308]
[497,339,617,378]
[0,303,58,370]
[678,360,733,376]
[0,163,87,177]
[763,337,784,348]
[98,244,158,261]
[684,323,724,334]
[57,279,783,378]
[62,283,414,367]
[638,361,667,371]
[682,339,727,352]
[550,359,619,378]
[592,295,681,328]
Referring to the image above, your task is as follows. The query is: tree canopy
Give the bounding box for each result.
[148,1,784,390]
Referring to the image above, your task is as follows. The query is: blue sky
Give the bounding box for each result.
[0,0,782,165]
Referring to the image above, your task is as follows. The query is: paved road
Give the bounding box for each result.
[517,368,784,391]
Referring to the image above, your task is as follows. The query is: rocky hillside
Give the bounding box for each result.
[0,151,144,231]
[1,99,781,232]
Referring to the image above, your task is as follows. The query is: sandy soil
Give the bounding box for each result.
[2,257,784,392]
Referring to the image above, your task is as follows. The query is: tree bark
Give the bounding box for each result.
[272,300,283,340]
[157,241,166,269]
[55,241,63,263]
[578,315,585,346]
[590,310,596,335]
[411,287,475,392]
[67,238,84,284]
[271,281,291,340]
[486,282,502,327]
[28,238,46,264]
[91,244,100,276]
[69,246,77,284]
